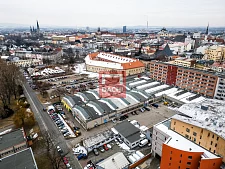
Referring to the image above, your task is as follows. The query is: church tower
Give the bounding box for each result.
[36,20,40,35]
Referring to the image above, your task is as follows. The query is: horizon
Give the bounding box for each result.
[0,0,225,28]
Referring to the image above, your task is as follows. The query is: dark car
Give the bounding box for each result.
[93,148,99,156]
[99,146,105,153]
[144,107,150,111]
[73,126,80,131]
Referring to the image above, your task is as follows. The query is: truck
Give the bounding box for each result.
[139,139,149,147]
[152,103,159,108]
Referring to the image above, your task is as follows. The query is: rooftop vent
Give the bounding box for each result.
[201,105,208,111]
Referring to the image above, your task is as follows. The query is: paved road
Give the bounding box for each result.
[23,82,82,169]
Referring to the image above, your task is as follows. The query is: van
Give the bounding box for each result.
[128,155,137,164]
[139,139,148,147]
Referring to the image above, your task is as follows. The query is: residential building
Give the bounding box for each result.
[214,75,225,100]
[7,59,43,67]
[204,45,225,62]
[85,52,145,76]
[0,128,27,158]
[173,58,196,67]
[176,67,218,98]
[150,61,218,98]
[149,61,178,86]
[193,32,201,39]
[152,119,223,169]
[171,99,225,162]
[0,148,38,169]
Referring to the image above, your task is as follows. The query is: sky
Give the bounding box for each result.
[0,0,225,28]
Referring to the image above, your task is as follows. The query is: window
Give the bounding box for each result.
[180,154,182,157]
[185,134,189,138]
[217,137,219,141]
[193,132,197,136]
[215,144,217,147]
[208,133,210,137]
[188,156,192,160]
[211,141,213,145]
[170,157,172,160]
[209,148,211,151]
[174,121,176,125]
[187,162,191,166]
[193,138,196,142]
[200,136,202,139]
[212,135,214,138]
[179,160,181,163]
[199,142,201,145]
[170,151,173,154]
[186,128,190,132]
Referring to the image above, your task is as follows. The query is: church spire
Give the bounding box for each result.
[206,23,209,35]
[37,20,39,31]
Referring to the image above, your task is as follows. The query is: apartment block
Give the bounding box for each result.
[204,45,225,62]
[173,58,196,67]
[149,61,177,85]
[214,75,225,100]
[149,61,218,98]
[176,67,218,98]
[152,119,223,169]
[171,99,225,163]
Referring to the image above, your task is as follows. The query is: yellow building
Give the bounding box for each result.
[204,45,225,62]
[171,58,196,67]
[170,99,225,163]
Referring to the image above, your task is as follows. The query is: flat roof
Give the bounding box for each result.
[156,121,219,159]
[0,148,38,169]
[0,129,26,151]
[175,99,225,140]
[114,121,141,143]
[98,152,130,169]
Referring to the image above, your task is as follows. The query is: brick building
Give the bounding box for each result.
[149,61,218,98]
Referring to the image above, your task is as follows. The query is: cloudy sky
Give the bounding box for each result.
[0,0,225,27]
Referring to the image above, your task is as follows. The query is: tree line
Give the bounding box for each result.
[0,59,23,118]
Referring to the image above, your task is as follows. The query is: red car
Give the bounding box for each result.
[63,157,68,164]
[103,144,109,151]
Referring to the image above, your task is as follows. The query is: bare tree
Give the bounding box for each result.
[41,131,69,169]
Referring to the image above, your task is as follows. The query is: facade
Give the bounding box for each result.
[150,61,218,98]
[176,67,218,98]
[152,119,223,169]
[0,128,27,158]
[173,58,196,67]
[171,99,225,163]
[204,45,225,62]
[7,59,43,67]
[149,61,178,86]
[214,75,225,100]
[85,52,145,76]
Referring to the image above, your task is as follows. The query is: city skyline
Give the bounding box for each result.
[0,0,225,27]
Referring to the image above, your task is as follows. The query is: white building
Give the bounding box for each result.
[214,75,225,100]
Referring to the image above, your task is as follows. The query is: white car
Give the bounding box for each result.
[107,144,112,149]
[66,163,71,168]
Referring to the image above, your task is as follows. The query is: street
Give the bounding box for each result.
[23,82,82,169]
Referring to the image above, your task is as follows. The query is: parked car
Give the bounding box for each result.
[93,148,99,156]
[63,157,68,164]
[77,153,87,160]
[144,107,150,111]
[56,146,63,154]
[99,146,105,153]
[103,144,109,151]
[73,126,80,131]
[106,144,112,149]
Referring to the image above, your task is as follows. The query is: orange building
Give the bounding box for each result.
[151,119,223,169]
[160,144,222,169]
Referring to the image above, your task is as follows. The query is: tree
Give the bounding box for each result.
[13,107,35,128]
[50,88,67,101]
[41,131,69,169]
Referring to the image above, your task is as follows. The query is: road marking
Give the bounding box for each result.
[23,84,48,131]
